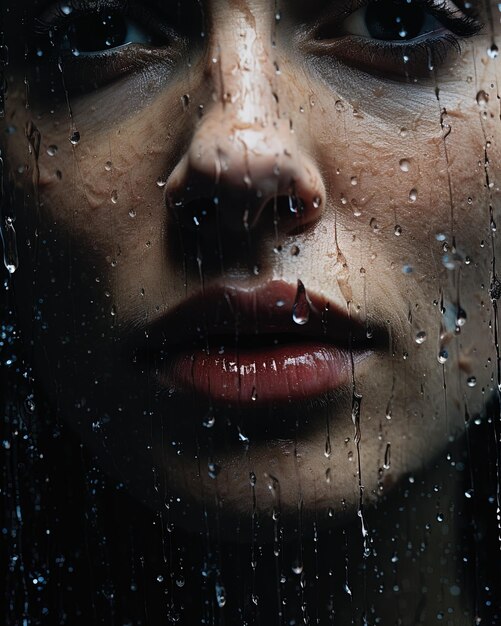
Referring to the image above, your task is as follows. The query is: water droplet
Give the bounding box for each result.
[456,306,467,327]
[292,279,311,325]
[312,196,321,209]
[442,252,463,270]
[438,349,448,364]
[175,575,185,588]
[105,160,112,171]
[290,244,300,256]
[157,574,164,583]
[449,585,461,597]
[156,177,167,188]
[409,188,418,202]
[111,190,118,204]
[208,461,220,479]
[324,435,331,458]
[1,217,19,274]
[436,512,444,522]
[352,392,362,444]
[415,331,427,344]
[203,411,215,428]
[128,209,136,218]
[215,581,226,607]
[251,387,258,402]
[487,43,498,58]
[383,442,391,470]
[292,560,303,575]
[238,429,249,443]
[399,158,410,172]
[370,217,379,233]
[249,471,257,487]
[288,196,304,215]
[69,130,80,145]
[25,397,36,414]
[476,90,489,106]
[467,376,477,388]
[394,224,402,236]
[47,144,58,157]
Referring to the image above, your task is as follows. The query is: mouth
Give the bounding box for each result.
[132,280,386,407]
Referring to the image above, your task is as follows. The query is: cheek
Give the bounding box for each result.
[2,48,499,512]
[26,118,168,261]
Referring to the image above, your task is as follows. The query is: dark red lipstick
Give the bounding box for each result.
[134,280,382,406]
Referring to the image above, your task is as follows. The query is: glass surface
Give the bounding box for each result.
[1,0,500,623]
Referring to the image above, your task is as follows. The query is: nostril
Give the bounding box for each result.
[264,194,318,233]
[169,191,323,236]
[170,197,219,231]
[166,146,325,234]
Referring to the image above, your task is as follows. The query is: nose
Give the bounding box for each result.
[165,9,325,234]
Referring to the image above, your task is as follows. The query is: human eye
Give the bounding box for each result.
[30,0,193,92]
[308,0,483,78]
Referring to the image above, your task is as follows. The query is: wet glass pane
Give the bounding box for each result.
[1,0,500,623]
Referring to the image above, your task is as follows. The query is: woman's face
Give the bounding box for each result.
[2,0,499,531]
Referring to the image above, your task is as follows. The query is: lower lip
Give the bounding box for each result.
[155,342,369,406]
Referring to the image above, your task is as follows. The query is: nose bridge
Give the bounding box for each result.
[210,8,277,129]
[190,3,293,183]
[165,3,325,233]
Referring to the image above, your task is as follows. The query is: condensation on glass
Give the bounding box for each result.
[0,0,500,624]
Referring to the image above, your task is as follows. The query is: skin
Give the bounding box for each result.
[1,0,500,621]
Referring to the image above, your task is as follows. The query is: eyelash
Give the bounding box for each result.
[345,0,481,31]
[32,0,484,81]
[308,0,483,75]
[34,0,174,42]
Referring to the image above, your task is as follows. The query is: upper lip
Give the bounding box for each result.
[130,280,386,353]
